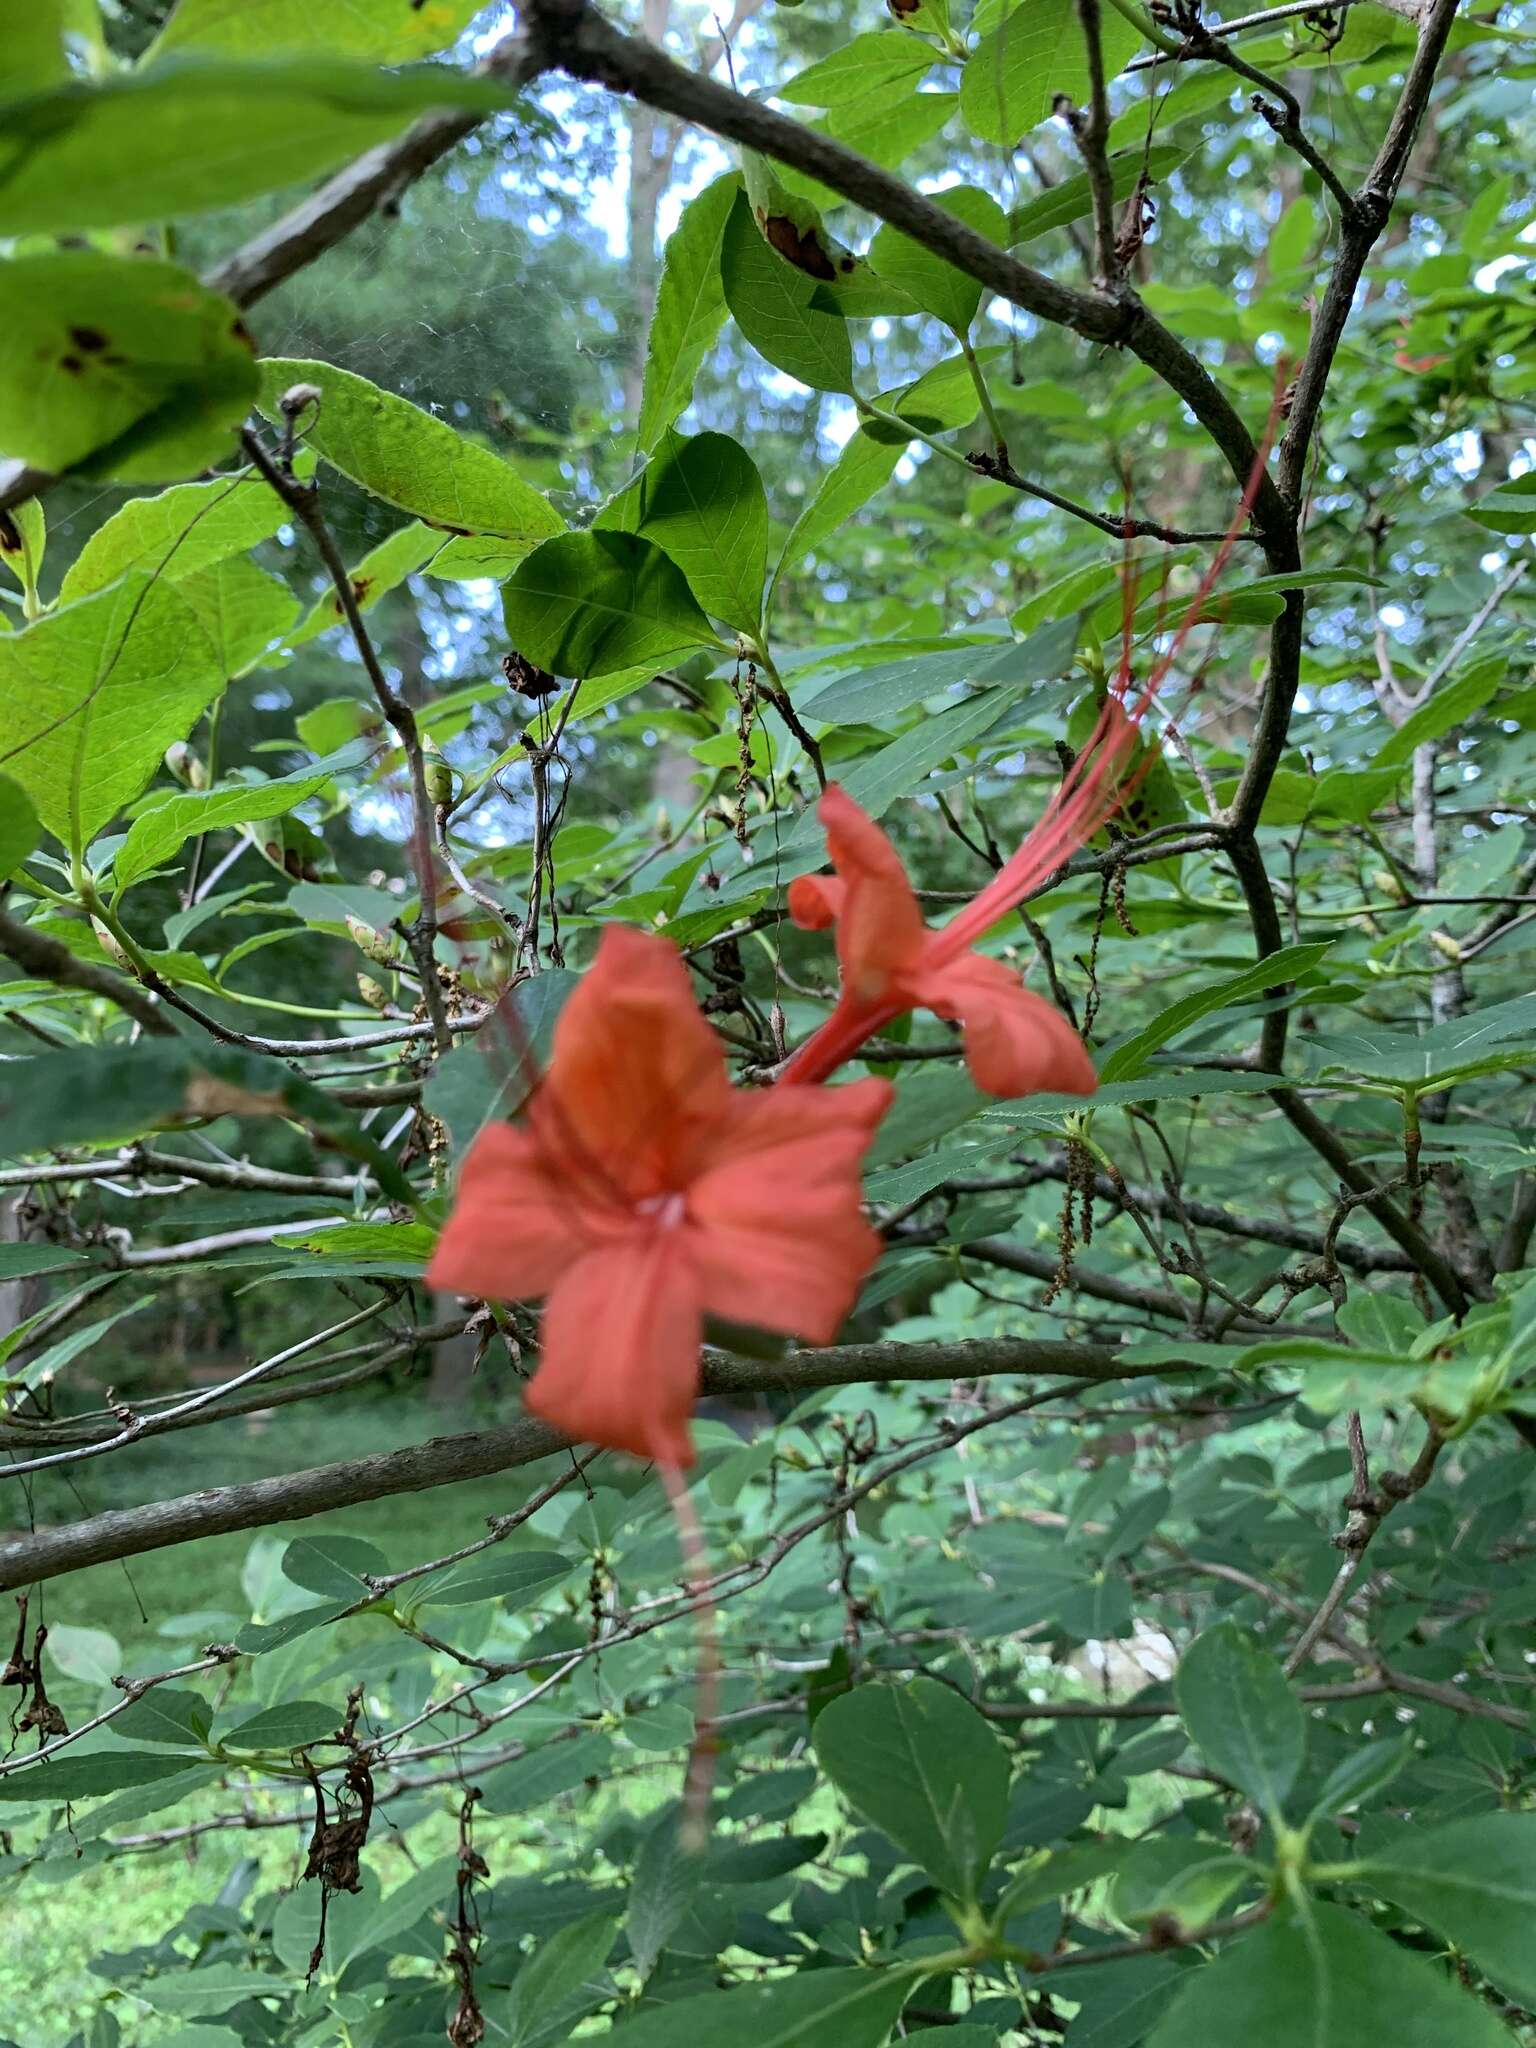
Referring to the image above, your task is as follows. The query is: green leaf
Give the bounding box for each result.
[289,521,444,645]
[1174,1621,1304,1817]
[1,0,104,95]
[776,434,903,596]
[816,87,956,186]
[1056,1955,1187,2046]
[1464,473,1536,534]
[1065,686,1185,875]
[626,1810,702,1980]
[597,1966,915,2048]
[721,189,854,393]
[46,1623,121,1687]
[409,1549,575,1612]
[330,1857,461,1970]
[502,531,721,680]
[175,556,300,679]
[1009,146,1184,242]
[1268,194,1318,274]
[232,1598,353,1655]
[0,56,518,233]
[281,1531,387,1597]
[779,32,934,106]
[130,1967,284,2018]
[830,681,1031,819]
[479,1733,614,1815]
[0,1749,197,1802]
[1,574,222,853]
[0,251,258,482]
[107,1687,213,1749]
[3,1297,152,1401]
[812,1677,1010,1901]
[1248,764,1403,826]
[637,173,737,455]
[1145,1903,1517,2048]
[870,187,1008,333]
[269,1220,435,1277]
[423,971,576,1157]
[69,1764,219,1845]
[998,1839,1128,1920]
[508,1911,617,2048]
[597,430,768,633]
[624,1700,695,1751]
[0,1243,89,1278]
[800,617,1077,726]
[772,352,996,597]
[220,1700,343,1751]
[1310,992,1536,1090]
[0,773,39,876]
[1098,942,1332,1083]
[1360,1813,1536,2006]
[258,357,565,545]
[115,757,353,892]
[1375,653,1507,768]
[1111,1839,1252,1933]
[0,1043,190,1160]
[0,497,46,605]
[962,0,1143,145]
[151,0,482,60]
[58,469,291,603]
[1305,1737,1410,1821]
[706,1832,828,1883]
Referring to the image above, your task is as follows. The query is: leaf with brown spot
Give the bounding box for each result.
[0,250,257,481]
[763,214,839,281]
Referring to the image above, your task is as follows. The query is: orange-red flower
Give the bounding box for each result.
[780,697,1149,1094]
[780,383,1293,1094]
[782,783,1098,1097]
[427,926,891,1467]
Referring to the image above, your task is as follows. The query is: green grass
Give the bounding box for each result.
[5,1393,528,2042]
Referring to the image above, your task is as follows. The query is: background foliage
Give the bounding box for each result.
[1,0,1534,2043]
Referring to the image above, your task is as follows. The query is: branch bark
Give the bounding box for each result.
[0,1336,1200,1591]
[519,0,1292,547]
[0,904,177,1037]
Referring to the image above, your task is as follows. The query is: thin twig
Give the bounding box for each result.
[0,903,175,1036]
[241,424,453,1053]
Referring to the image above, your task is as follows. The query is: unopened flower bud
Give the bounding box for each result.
[279,382,323,419]
[422,745,456,809]
[91,917,132,971]
[357,973,389,1011]
[1429,930,1463,963]
[164,742,206,790]
[345,913,401,966]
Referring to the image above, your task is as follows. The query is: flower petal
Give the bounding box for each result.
[786,872,845,931]
[688,1077,892,1343]
[816,785,926,1000]
[541,925,732,1196]
[525,1235,703,1467]
[426,1122,587,1302]
[911,950,1096,1099]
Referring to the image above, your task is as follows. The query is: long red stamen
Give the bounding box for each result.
[659,1461,720,1851]
[938,392,1283,959]
[774,372,1288,1087]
